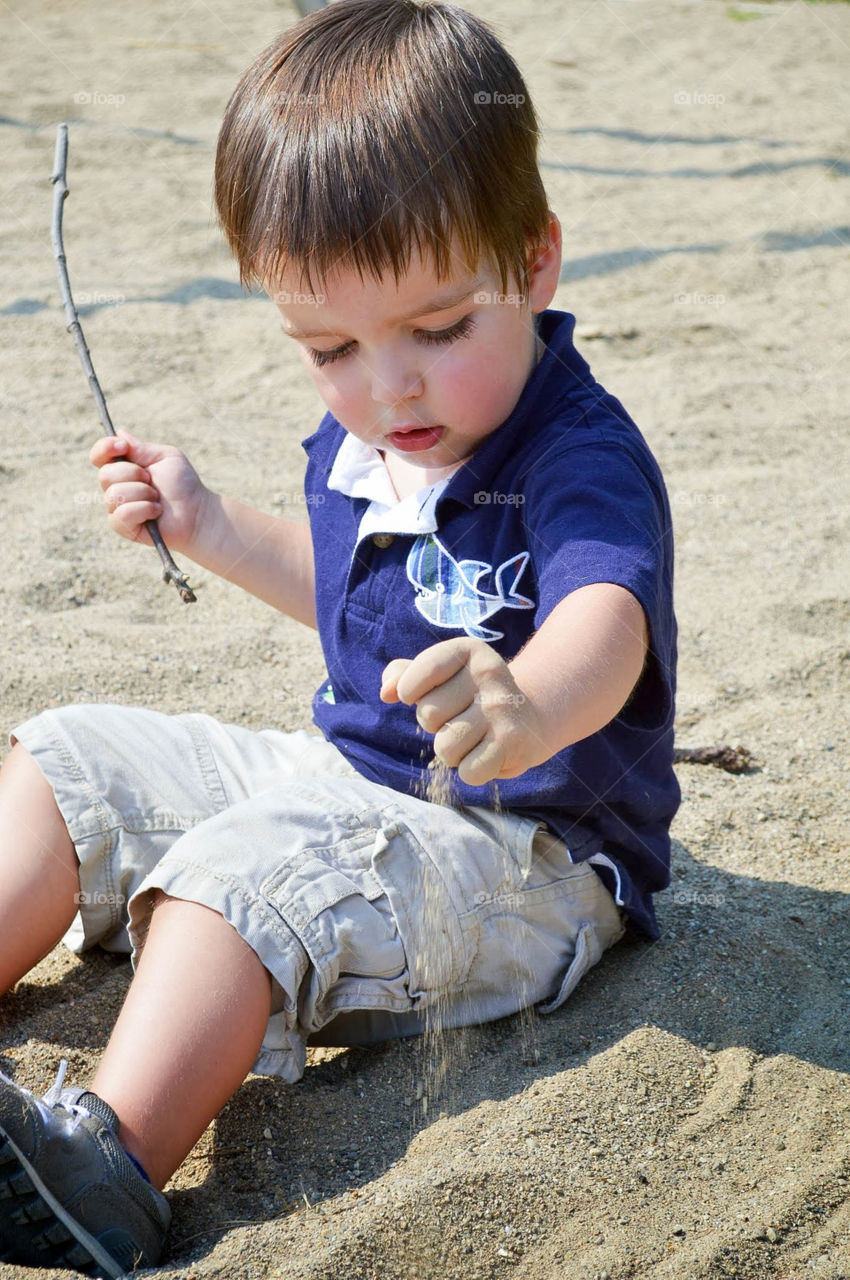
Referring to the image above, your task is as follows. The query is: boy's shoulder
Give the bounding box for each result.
[441,310,668,513]
[513,309,663,465]
[301,411,348,471]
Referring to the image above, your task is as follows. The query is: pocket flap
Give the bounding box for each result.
[537,920,603,1014]
[372,823,471,1001]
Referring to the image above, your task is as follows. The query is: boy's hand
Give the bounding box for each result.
[90,430,211,555]
[382,585,648,788]
[380,638,548,786]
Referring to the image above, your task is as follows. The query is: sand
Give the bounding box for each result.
[1,0,848,1276]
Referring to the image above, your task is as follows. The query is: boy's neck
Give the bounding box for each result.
[381,452,464,502]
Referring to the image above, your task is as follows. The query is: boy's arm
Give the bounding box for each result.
[91,431,317,627]
[380,582,648,785]
[188,492,317,628]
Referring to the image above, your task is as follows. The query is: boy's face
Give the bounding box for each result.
[271,225,560,472]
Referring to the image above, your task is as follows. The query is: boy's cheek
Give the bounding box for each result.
[308,369,366,428]
[444,338,530,432]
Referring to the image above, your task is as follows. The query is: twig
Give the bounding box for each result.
[51,123,196,604]
[672,743,756,774]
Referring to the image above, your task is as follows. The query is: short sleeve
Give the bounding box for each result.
[520,440,676,730]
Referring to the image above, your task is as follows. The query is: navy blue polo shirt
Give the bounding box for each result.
[302,309,679,938]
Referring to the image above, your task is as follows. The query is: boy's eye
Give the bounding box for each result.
[307,340,355,368]
[305,314,475,369]
[415,314,475,347]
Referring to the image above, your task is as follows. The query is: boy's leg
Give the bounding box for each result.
[121,774,625,1083]
[91,893,272,1189]
[7,704,361,965]
[0,892,271,1274]
[0,743,80,995]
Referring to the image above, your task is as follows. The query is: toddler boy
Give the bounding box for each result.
[0,0,678,1273]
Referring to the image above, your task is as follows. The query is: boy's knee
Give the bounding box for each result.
[4,738,51,792]
[1,740,76,864]
[147,890,210,919]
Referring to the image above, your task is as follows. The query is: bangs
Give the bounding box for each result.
[215,0,549,296]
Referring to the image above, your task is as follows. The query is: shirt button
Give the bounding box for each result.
[371,533,395,548]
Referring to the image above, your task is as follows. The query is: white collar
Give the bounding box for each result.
[326,431,398,505]
[326,431,452,539]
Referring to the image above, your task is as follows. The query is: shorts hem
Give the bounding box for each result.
[12,710,114,848]
[128,857,300,971]
[12,710,124,946]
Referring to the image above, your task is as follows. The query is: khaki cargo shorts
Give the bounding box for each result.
[12,704,624,1081]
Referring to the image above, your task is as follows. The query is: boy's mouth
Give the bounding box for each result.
[387,425,444,453]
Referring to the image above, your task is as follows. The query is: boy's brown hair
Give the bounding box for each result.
[215,0,550,297]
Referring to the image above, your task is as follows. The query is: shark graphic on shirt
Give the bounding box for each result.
[406,533,535,641]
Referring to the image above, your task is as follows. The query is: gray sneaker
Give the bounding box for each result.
[0,1060,171,1277]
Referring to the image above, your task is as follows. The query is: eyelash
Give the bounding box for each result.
[307,313,476,368]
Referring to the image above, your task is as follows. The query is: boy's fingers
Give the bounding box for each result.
[392,639,472,705]
[379,658,412,702]
[432,709,487,769]
[114,430,175,469]
[454,735,506,786]
[90,430,176,471]
[89,435,131,467]
[104,482,159,513]
[108,500,160,541]
[98,461,151,490]
[414,668,476,733]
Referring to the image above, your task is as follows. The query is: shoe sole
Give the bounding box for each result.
[0,1124,127,1278]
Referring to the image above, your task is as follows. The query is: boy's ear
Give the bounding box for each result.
[527,213,562,313]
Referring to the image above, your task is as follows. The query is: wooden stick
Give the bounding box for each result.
[672,744,755,774]
[51,123,196,604]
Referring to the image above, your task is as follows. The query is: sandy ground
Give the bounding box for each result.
[1,0,849,1276]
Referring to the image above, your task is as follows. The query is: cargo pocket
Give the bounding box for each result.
[537,920,605,1014]
[371,821,473,1005]
[260,838,391,1002]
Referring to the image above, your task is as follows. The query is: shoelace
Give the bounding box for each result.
[35,1058,93,1132]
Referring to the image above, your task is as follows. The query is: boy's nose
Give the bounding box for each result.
[369,360,424,406]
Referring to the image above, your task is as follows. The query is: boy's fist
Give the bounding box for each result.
[90,429,208,553]
[380,637,548,786]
